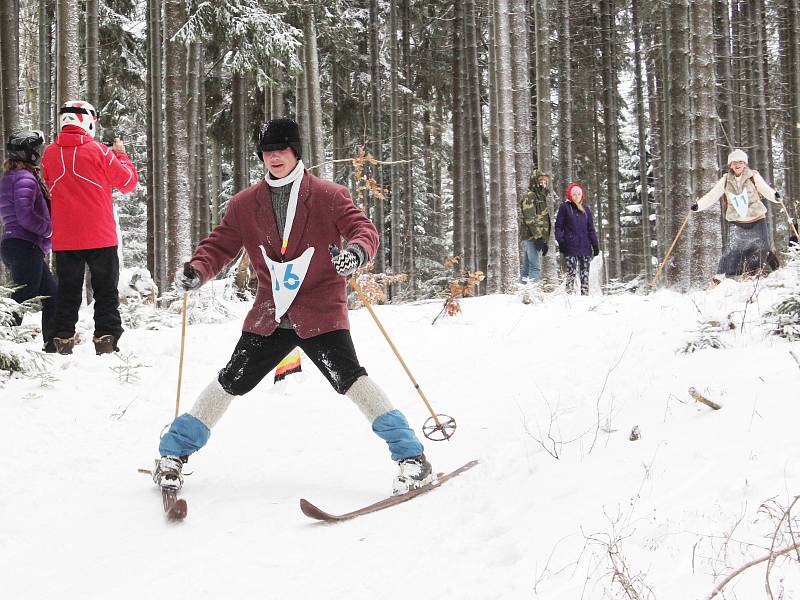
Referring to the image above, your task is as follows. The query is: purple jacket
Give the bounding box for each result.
[0,169,52,254]
[554,200,599,257]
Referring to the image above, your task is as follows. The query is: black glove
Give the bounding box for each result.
[775,191,781,200]
[175,262,201,292]
[690,202,699,212]
[533,238,548,256]
[592,244,599,257]
[329,244,363,277]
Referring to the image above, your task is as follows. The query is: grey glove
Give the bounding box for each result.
[329,244,365,277]
[175,263,202,292]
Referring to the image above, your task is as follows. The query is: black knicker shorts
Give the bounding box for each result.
[217,328,367,396]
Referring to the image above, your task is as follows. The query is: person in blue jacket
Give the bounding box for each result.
[554,182,599,295]
[0,131,57,351]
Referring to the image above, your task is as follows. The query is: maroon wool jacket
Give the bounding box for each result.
[188,170,379,339]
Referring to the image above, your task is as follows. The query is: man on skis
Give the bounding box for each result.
[41,100,138,355]
[153,118,433,496]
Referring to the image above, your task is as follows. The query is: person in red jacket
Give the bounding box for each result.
[41,100,138,355]
[152,118,433,497]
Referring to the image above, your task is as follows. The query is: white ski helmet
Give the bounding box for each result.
[59,100,99,138]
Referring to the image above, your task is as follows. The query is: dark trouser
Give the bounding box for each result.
[51,247,123,341]
[565,255,592,295]
[219,329,367,395]
[0,238,57,342]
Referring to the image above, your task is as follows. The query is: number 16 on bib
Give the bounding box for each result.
[259,245,315,322]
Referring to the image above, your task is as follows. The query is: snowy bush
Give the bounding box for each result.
[763,246,800,340]
[0,284,50,376]
[678,320,730,354]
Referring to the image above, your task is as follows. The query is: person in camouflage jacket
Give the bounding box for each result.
[519,169,553,282]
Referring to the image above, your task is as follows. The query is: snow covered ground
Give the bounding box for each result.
[2,271,799,599]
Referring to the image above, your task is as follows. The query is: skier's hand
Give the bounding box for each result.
[690,202,699,212]
[534,238,548,256]
[775,191,781,200]
[592,243,599,257]
[112,138,126,154]
[175,263,202,292]
[329,244,363,277]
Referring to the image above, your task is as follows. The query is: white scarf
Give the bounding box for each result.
[265,159,305,256]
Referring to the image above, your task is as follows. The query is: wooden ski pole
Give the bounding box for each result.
[348,276,446,433]
[777,197,800,240]
[174,292,189,419]
[651,209,692,288]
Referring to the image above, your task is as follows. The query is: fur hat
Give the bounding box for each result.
[727,149,748,165]
[258,118,302,159]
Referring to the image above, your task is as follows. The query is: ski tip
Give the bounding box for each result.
[299,498,325,520]
[166,498,188,521]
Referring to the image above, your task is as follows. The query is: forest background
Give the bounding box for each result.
[1,0,799,297]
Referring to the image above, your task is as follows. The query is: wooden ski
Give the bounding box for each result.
[300,460,479,523]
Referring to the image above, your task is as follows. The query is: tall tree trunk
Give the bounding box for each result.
[494,0,520,292]
[186,42,199,245]
[465,0,487,277]
[368,0,385,271]
[0,0,20,154]
[38,0,52,139]
[665,0,692,289]
[790,0,800,217]
[86,0,99,103]
[303,1,326,178]
[401,0,415,292]
[232,72,249,193]
[600,0,621,279]
[196,44,209,239]
[532,0,552,175]
[389,0,402,296]
[55,0,79,109]
[461,0,488,273]
[632,0,651,278]
[509,0,532,283]
[487,4,501,293]
[557,0,572,185]
[164,0,191,275]
[295,49,311,162]
[690,0,721,286]
[451,0,465,266]
[148,0,166,289]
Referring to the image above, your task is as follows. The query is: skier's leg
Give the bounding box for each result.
[50,250,86,341]
[564,255,578,293]
[86,246,123,344]
[158,330,297,459]
[579,256,591,295]
[299,329,424,461]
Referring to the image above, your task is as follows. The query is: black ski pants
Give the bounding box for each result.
[218,329,367,396]
[51,246,123,341]
[0,238,57,342]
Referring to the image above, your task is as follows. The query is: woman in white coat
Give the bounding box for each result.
[691,148,780,284]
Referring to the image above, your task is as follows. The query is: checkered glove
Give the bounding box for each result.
[175,263,202,292]
[329,244,365,277]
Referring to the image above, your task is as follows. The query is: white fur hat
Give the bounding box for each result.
[727,149,748,165]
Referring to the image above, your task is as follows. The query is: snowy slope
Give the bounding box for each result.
[1,274,799,600]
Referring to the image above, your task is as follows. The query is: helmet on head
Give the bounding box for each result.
[257,118,302,160]
[6,130,45,165]
[59,100,99,138]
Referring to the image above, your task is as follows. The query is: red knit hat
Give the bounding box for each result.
[565,182,585,202]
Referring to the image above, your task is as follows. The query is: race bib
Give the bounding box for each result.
[729,190,750,219]
[259,245,315,322]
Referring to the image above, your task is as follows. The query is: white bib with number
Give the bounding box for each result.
[259,245,315,322]
[729,190,750,219]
